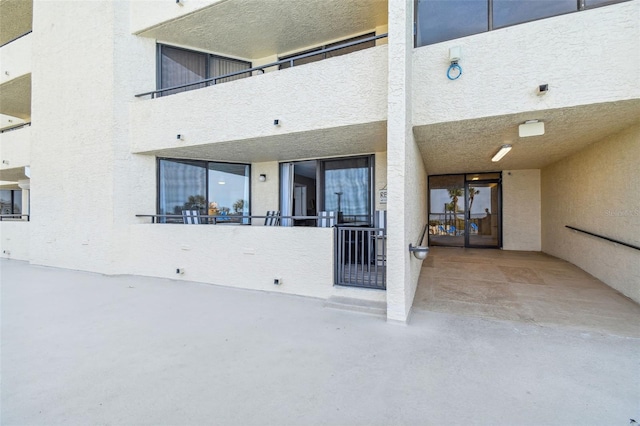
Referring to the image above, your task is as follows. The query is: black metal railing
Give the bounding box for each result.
[0,122,31,134]
[136,213,324,225]
[335,226,386,290]
[0,214,29,221]
[566,226,640,251]
[135,33,388,99]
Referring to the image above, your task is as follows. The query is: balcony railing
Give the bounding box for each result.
[0,214,29,221]
[135,33,388,99]
[0,30,32,49]
[0,122,31,134]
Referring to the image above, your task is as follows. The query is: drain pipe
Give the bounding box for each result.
[409,224,430,260]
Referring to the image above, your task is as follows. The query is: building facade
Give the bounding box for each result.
[1,0,638,322]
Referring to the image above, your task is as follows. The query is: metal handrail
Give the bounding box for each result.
[0,214,29,221]
[0,122,31,134]
[0,30,32,49]
[135,33,388,99]
[135,213,377,225]
[565,225,640,251]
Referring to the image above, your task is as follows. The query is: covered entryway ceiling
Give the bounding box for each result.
[137,121,387,163]
[0,0,32,46]
[136,0,388,59]
[414,99,640,175]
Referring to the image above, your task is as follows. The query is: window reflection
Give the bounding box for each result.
[493,0,576,29]
[417,0,488,46]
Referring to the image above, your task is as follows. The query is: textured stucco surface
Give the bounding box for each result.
[542,123,640,303]
[134,0,387,59]
[0,0,32,46]
[130,0,220,35]
[0,31,31,85]
[386,0,426,323]
[0,124,30,174]
[412,1,640,126]
[0,73,30,120]
[503,169,541,251]
[131,45,388,161]
[0,221,29,260]
[127,225,335,299]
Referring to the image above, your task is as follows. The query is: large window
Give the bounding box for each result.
[279,33,376,70]
[158,159,250,223]
[416,0,629,47]
[157,45,252,96]
[0,189,22,215]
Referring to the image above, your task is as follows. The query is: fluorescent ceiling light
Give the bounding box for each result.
[519,120,545,137]
[492,144,512,162]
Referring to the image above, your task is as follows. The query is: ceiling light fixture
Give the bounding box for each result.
[492,144,512,162]
[519,119,545,137]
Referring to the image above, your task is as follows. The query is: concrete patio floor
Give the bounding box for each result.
[415,247,640,338]
[1,258,639,425]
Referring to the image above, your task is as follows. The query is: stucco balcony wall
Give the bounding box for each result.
[0,221,30,261]
[127,224,334,299]
[131,45,388,154]
[0,125,31,171]
[412,1,640,126]
[0,32,31,86]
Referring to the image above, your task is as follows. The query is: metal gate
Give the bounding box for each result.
[335,226,386,290]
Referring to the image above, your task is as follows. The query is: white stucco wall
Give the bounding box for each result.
[127,224,334,298]
[251,161,280,222]
[0,221,30,261]
[502,169,541,251]
[541,123,640,303]
[131,45,388,153]
[386,0,427,323]
[412,1,640,125]
[0,32,31,85]
[0,125,30,171]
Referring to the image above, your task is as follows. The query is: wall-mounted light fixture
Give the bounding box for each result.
[259,174,267,182]
[273,119,280,126]
[519,120,545,137]
[176,134,184,141]
[537,84,549,96]
[176,0,184,6]
[2,160,9,165]
[492,144,512,162]
[409,244,429,260]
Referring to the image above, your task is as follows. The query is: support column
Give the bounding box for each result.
[386,0,428,323]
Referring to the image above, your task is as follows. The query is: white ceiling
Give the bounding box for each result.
[414,100,640,175]
[138,0,388,59]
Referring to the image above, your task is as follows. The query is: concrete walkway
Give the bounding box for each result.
[2,259,639,425]
[415,247,640,338]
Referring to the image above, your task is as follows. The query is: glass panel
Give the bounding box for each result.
[13,190,22,214]
[429,175,465,247]
[585,0,624,7]
[158,159,207,223]
[208,163,250,224]
[323,157,370,225]
[160,45,207,96]
[293,161,318,227]
[0,190,12,215]
[210,56,251,83]
[466,172,501,181]
[416,0,488,47]
[467,182,500,247]
[493,0,577,28]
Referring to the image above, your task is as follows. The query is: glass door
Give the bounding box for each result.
[465,174,501,248]
[428,175,466,247]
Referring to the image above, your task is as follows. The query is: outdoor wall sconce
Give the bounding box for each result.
[409,244,429,260]
[259,174,267,182]
[273,119,280,126]
[176,0,184,6]
[176,134,184,141]
[537,84,549,96]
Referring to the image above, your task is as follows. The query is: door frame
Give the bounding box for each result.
[464,178,502,248]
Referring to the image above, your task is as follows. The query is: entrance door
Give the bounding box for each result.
[465,176,501,248]
[429,173,501,248]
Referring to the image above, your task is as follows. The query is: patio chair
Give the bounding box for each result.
[470,222,478,233]
[317,211,336,228]
[182,210,200,224]
[264,210,280,226]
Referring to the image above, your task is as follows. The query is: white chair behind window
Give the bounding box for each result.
[317,211,336,228]
[264,210,280,226]
[182,210,200,224]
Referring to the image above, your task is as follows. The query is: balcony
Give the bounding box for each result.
[131,43,388,162]
[0,123,30,182]
[0,31,32,122]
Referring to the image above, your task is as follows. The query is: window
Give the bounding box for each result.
[279,33,376,70]
[158,159,250,223]
[157,44,252,96]
[416,0,629,47]
[0,189,22,215]
[280,156,373,226]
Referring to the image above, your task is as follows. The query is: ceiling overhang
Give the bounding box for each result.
[0,74,31,120]
[137,0,388,59]
[414,99,640,175]
[0,0,32,46]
